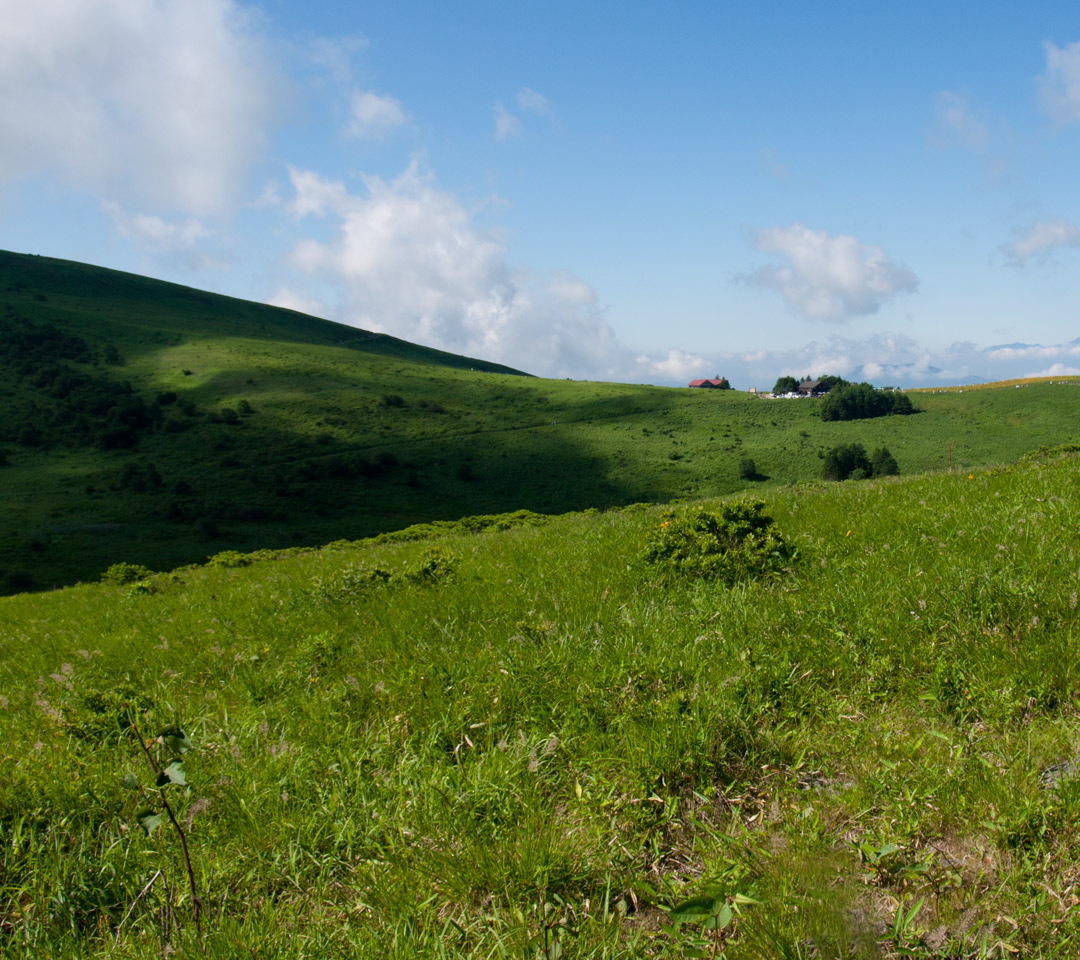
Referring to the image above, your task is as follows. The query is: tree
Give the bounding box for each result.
[816,375,848,393]
[822,443,871,481]
[820,382,915,421]
[738,457,759,480]
[871,447,900,476]
[773,376,798,395]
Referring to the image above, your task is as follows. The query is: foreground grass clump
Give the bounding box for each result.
[641,499,793,584]
[4,452,1080,956]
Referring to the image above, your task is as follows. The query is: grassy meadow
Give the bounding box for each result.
[4,249,1080,595]
[5,447,1080,957]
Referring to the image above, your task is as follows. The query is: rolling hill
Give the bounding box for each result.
[3,248,1080,594]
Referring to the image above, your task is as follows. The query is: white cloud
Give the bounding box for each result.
[1039,40,1080,124]
[703,334,1080,391]
[988,342,1080,360]
[347,89,407,138]
[931,90,989,150]
[309,34,368,84]
[285,166,350,218]
[0,0,280,216]
[635,349,711,382]
[1003,218,1080,265]
[102,201,222,270]
[266,287,327,317]
[493,101,522,140]
[280,160,627,378]
[517,88,551,116]
[749,224,918,320]
[1026,363,1080,378]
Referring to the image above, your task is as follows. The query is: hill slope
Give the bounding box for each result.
[4,451,1080,956]
[4,249,1080,593]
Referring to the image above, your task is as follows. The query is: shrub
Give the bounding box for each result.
[822,444,900,481]
[403,547,457,584]
[738,457,759,480]
[311,564,393,603]
[206,550,251,568]
[641,499,793,584]
[819,383,915,421]
[822,443,871,481]
[102,562,154,585]
[871,446,900,477]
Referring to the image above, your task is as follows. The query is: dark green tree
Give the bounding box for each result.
[871,447,900,476]
[773,376,798,395]
[822,443,871,481]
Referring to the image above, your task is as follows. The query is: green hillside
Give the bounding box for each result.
[3,249,1080,594]
[4,450,1080,956]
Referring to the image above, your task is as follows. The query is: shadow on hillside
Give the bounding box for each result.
[2,383,693,593]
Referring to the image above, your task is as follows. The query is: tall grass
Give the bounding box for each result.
[4,451,1080,955]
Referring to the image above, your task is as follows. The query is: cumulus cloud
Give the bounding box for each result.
[1039,40,1080,124]
[103,201,223,270]
[749,224,918,320]
[987,341,1080,361]
[266,286,328,317]
[280,160,629,378]
[1003,218,1080,265]
[1026,362,1080,378]
[347,90,407,138]
[0,0,279,216]
[493,101,522,140]
[635,349,711,382]
[703,334,1080,391]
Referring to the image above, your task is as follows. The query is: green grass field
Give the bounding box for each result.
[3,249,1080,596]
[4,447,1080,957]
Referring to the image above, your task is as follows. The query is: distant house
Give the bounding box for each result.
[688,377,730,389]
[797,379,828,397]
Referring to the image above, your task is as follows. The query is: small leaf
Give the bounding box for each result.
[667,897,723,924]
[716,902,733,929]
[156,760,187,788]
[120,773,140,790]
[137,809,162,835]
[158,727,192,755]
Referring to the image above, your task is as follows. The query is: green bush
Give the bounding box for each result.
[819,382,915,421]
[738,457,759,480]
[207,550,251,568]
[871,446,900,476]
[641,499,793,584]
[101,562,154,585]
[311,564,393,603]
[823,443,900,481]
[822,443,872,481]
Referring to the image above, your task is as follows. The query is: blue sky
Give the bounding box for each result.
[2,1,1080,387]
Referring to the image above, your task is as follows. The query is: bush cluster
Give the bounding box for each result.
[641,498,793,584]
[819,382,914,421]
[101,562,155,585]
[822,443,899,481]
[311,547,457,602]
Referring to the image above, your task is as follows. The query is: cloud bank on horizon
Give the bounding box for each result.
[1,1,1079,388]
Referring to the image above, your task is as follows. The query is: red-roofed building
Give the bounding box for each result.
[688,377,730,389]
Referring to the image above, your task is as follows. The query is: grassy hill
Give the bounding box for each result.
[4,449,1080,956]
[3,249,1080,595]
